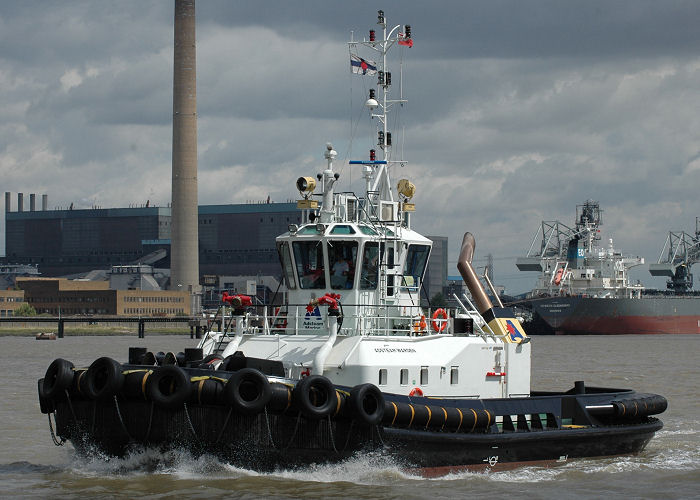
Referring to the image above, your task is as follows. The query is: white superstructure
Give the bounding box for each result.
[199,12,530,400]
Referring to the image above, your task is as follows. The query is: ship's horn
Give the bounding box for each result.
[457,232,492,314]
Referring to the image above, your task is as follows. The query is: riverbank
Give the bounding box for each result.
[0,326,191,336]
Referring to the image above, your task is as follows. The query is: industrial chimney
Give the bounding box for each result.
[170,0,200,305]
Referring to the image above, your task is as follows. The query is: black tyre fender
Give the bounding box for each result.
[42,358,75,400]
[293,375,338,420]
[85,357,125,401]
[350,383,385,425]
[223,368,271,414]
[146,365,191,409]
[37,378,54,414]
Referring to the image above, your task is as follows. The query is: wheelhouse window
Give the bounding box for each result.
[360,242,379,290]
[328,241,358,289]
[404,244,430,289]
[330,225,356,235]
[378,369,387,386]
[277,242,296,289]
[292,241,326,289]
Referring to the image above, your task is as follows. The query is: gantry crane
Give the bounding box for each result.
[649,217,700,293]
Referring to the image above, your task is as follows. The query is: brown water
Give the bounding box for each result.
[1,334,698,499]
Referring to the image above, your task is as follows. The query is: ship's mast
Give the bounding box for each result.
[349,10,410,203]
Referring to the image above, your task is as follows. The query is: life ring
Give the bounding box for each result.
[85,357,125,401]
[293,375,338,419]
[349,383,386,425]
[42,358,75,400]
[223,368,271,414]
[408,387,424,397]
[431,309,448,332]
[146,365,191,409]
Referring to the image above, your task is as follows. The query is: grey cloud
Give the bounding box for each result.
[1,1,700,294]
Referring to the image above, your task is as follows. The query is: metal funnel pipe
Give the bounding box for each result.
[457,232,493,314]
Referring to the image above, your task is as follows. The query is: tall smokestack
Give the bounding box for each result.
[30,193,36,212]
[170,0,200,301]
[42,194,48,211]
[5,192,10,213]
[17,193,23,212]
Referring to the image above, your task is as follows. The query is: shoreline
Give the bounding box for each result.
[0,327,192,337]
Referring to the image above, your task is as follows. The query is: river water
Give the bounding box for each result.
[1,334,697,499]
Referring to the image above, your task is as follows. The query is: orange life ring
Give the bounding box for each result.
[408,387,423,397]
[431,308,448,332]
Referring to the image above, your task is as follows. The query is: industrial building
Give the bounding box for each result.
[425,235,448,301]
[3,192,300,280]
[15,277,191,317]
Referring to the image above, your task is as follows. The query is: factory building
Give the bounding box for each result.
[15,277,191,317]
[424,236,449,302]
[3,195,300,281]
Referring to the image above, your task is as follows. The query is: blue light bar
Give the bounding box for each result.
[349,160,387,165]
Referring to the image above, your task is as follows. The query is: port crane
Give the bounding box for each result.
[649,217,700,293]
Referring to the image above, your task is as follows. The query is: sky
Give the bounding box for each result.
[1,0,699,294]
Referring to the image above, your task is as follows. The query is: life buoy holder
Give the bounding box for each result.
[431,309,448,332]
[408,387,424,397]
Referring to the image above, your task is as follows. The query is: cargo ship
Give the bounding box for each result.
[516,201,700,335]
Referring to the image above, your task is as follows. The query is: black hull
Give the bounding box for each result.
[41,368,666,474]
[383,420,661,471]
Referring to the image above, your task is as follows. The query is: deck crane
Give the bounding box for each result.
[649,217,700,293]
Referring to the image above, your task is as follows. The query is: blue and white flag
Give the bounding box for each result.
[350,54,377,75]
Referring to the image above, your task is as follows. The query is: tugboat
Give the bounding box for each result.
[37,11,666,474]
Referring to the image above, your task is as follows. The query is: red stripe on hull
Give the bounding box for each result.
[556,315,700,335]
